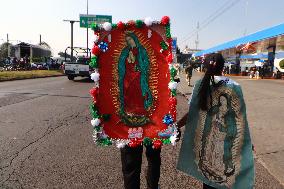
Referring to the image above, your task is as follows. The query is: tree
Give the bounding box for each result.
[0,42,12,60]
[58,51,65,58]
[58,51,73,60]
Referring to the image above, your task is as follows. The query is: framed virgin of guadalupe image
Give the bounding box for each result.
[88,17,179,148]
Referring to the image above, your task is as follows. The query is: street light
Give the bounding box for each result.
[63,19,79,62]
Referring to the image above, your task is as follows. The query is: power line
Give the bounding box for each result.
[179,0,234,43]
[180,0,242,47]
[182,0,241,45]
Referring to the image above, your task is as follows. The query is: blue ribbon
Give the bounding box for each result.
[98,42,109,52]
[163,114,174,125]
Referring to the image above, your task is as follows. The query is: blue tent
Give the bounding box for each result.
[194,23,284,57]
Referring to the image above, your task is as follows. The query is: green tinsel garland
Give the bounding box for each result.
[160,41,168,50]
[170,67,177,81]
[90,103,100,119]
[89,56,98,68]
[135,20,144,28]
[162,138,171,145]
[91,23,99,32]
[97,138,112,146]
[171,89,177,97]
[143,137,152,146]
[94,126,102,132]
[165,24,171,39]
[112,23,117,29]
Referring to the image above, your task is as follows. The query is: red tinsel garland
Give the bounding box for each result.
[153,139,163,149]
[117,21,125,30]
[92,46,101,56]
[90,87,99,103]
[161,16,170,25]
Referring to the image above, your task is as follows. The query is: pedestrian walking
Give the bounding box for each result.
[173,63,181,83]
[120,146,161,189]
[185,64,193,86]
[176,53,255,189]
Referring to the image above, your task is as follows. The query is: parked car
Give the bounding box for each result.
[63,56,92,80]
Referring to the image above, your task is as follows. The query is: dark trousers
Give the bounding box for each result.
[203,183,216,189]
[120,145,161,189]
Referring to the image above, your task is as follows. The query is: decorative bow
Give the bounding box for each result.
[98,42,109,52]
[163,114,174,125]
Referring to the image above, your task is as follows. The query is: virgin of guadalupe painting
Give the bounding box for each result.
[118,31,153,126]
[94,22,174,140]
[199,93,237,183]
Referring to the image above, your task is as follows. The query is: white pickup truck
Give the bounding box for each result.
[63,57,92,80]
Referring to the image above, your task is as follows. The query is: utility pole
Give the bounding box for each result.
[195,22,200,51]
[63,20,79,62]
[7,33,10,58]
[86,0,89,57]
[40,34,42,45]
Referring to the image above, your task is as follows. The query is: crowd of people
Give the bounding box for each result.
[0,56,62,71]
[183,56,283,80]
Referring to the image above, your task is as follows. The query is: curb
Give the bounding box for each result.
[0,74,65,82]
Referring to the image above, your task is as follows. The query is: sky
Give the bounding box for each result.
[1,0,284,56]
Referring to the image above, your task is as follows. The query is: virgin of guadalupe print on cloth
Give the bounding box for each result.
[177,77,255,189]
[88,17,179,148]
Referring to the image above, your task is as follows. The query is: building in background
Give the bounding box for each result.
[194,23,284,74]
[11,42,52,62]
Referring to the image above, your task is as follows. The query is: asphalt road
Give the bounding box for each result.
[0,76,283,189]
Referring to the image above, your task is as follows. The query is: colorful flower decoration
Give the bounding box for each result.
[94,34,99,43]
[153,139,163,149]
[116,140,130,148]
[135,20,144,28]
[126,20,136,28]
[89,56,98,68]
[163,114,174,125]
[128,139,143,148]
[158,125,177,138]
[165,25,172,38]
[170,67,177,80]
[91,23,99,32]
[90,87,99,102]
[160,41,168,51]
[144,17,153,26]
[112,23,117,29]
[117,21,125,30]
[92,45,101,56]
[90,71,100,82]
[168,81,178,90]
[170,135,178,145]
[161,16,170,25]
[143,137,153,147]
[98,41,109,52]
[167,54,173,63]
[91,118,101,127]
[103,22,112,31]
